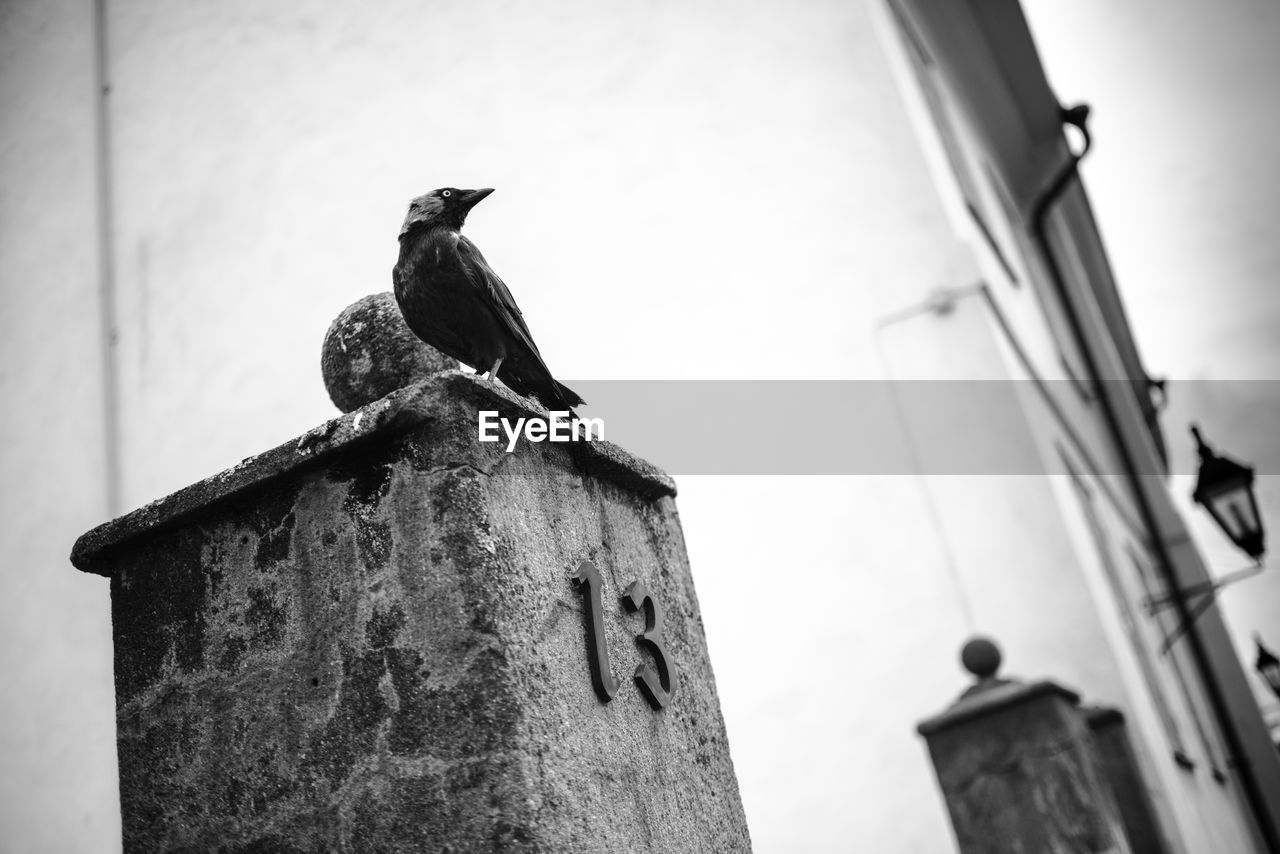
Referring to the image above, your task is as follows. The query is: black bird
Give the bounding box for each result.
[392,187,584,412]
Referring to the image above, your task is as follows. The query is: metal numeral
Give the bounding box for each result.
[571,562,676,710]
[622,580,676,709]
[571,561,619,701]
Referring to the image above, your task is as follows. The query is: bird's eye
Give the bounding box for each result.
[442,190,452,198]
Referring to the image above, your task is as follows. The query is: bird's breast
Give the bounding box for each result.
[393,229,508,369]
[397,232,463,285]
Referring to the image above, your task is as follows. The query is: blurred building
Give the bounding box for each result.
[3,0,1278,852]
[872,0,1280,851]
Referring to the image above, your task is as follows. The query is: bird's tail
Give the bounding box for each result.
[553,379,585,411]
[539,379,586,442]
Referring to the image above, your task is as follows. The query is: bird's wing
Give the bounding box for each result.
[455,234,584,410]
[456,235,544,356]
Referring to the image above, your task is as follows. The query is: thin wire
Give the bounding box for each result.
[93,0,122,516]
[872,286,984,633]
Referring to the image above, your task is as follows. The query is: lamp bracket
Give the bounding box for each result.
[1144,560,1265,655]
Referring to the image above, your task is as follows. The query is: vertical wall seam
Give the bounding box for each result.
[92,0,122,517]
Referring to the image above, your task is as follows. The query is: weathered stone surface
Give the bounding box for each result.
[320,291,456,413]
[72,372,749,853]
[918,674,1132,854]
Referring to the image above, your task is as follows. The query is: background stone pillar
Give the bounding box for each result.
[916,638,1133,854]
[71,368,752,853]
[1086,706,1173,854]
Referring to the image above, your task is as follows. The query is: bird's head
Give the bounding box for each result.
[399,187,494,237]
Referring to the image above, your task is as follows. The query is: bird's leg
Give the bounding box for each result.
[481,356,504,382]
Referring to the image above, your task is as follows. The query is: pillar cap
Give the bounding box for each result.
[1083,705,1125,727]
[917,679,1082,736]
[71,372,676,577]
[916,636,1081,736]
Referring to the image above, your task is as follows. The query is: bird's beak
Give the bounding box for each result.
[456,188,494,212]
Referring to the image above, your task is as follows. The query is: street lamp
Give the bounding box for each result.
[1145,426,1267,654]
[1256,634,1280,701]
[1190,425,1265,562]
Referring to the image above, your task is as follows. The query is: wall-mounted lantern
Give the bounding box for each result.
[1256,634,1280,701]
[1191,425,1265,563]
[1144,426,1268,654]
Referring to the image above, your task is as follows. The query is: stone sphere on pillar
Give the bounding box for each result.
[321,291,458,412]
[960,636,1002,680]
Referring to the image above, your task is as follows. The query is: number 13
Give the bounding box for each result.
[572,561,676,710]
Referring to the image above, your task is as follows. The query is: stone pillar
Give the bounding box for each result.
[1086,706,1172,854]
[72,352,751,851]
[916,638,1133,854]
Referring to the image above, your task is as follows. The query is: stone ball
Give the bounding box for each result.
[321,291,458,413]
[960,636,1002,680]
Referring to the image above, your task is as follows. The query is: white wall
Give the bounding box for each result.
[1019,0,1280,704]
[873,0,1280,848]
[0,1,121,851]
[89,0,975,503]
[2,1,972,851]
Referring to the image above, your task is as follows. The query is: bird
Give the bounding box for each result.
[392,187,584,413]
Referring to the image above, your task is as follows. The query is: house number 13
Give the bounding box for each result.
[571,560,676,709]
